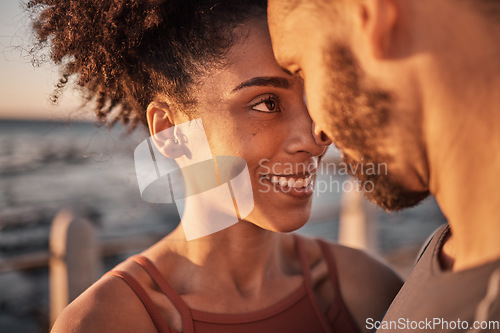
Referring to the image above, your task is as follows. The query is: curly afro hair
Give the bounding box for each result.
[27,0,267,129]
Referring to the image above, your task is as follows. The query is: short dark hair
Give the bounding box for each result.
[28,0,267,128]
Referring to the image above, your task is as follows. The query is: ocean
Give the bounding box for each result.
[0,119,447,332]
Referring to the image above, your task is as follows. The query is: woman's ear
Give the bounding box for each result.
[360,0,398,59]
[146,101,186,159]
[147,101,174,137]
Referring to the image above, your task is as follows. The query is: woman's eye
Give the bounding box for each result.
[251,96,281,113]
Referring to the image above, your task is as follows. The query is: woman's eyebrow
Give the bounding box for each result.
[231,76,291,93]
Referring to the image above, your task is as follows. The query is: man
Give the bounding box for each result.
[268,0,500,332]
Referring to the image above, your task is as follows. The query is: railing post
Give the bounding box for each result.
[49,209,99,326]
[338,179,379,253]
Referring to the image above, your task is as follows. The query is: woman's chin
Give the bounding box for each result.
[255,217,310,233]
[243,206,312,233]
[274,222,308,233]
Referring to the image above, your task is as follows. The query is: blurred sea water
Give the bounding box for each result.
[0,120,179,249]
[0,119,447,332]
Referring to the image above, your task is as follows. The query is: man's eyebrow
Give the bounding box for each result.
[231,76,291,93]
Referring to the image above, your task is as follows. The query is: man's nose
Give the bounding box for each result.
[312,123,332,146]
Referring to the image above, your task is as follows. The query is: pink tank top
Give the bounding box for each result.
[106,235,360,333]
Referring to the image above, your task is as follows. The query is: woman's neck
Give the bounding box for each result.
[163,221,295,297]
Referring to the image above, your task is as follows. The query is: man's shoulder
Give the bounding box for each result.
[378,226,500,332]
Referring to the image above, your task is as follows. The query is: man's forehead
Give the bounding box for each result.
[269,0,337,25]
[268,0,302,15]
[267,13,295,66]
[268,1,325,68]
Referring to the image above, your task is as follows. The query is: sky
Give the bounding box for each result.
[0,0,86,121]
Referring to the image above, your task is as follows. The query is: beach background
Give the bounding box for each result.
[0,0,447,332]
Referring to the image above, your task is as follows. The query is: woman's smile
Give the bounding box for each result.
[260,172,315,198]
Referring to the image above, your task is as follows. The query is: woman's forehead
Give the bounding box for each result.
[205,22,290,89]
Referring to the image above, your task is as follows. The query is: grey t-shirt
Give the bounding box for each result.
[375,225,500,333]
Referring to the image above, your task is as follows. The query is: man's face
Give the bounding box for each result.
[268,0,429,211]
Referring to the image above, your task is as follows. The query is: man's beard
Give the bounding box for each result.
[341,153,429,211]
[322,44,429,211]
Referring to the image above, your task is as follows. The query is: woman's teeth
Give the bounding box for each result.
[268,175,312,188]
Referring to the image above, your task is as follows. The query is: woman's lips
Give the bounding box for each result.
[270,174,312,188]
[261,174,314,198]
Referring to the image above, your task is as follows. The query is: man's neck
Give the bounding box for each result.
[426,55,500,272]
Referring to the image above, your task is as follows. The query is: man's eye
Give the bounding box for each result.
[251,96,282,113]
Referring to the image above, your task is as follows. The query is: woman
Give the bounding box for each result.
[29,0,402,332]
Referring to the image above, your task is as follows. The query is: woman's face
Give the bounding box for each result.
[175,19,327,232]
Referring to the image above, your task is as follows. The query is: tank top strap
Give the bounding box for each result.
[316,239,343,300]
[105,270,173,333]
[294,233,313,285]
[317,239,359,332]
[294,234,334,333]
[130,255,194,333]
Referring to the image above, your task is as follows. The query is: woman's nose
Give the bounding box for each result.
[312,123,332,146]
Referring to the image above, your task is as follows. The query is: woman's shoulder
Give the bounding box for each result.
[318,238,403,332]
[293,234,402,277]
[297,235,402,288]
[50,258,169,333]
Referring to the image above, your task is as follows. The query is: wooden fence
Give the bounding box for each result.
[0,209,164,326]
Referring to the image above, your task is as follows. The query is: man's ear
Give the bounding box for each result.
[360,0,398,59]
[146,101,186,159]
